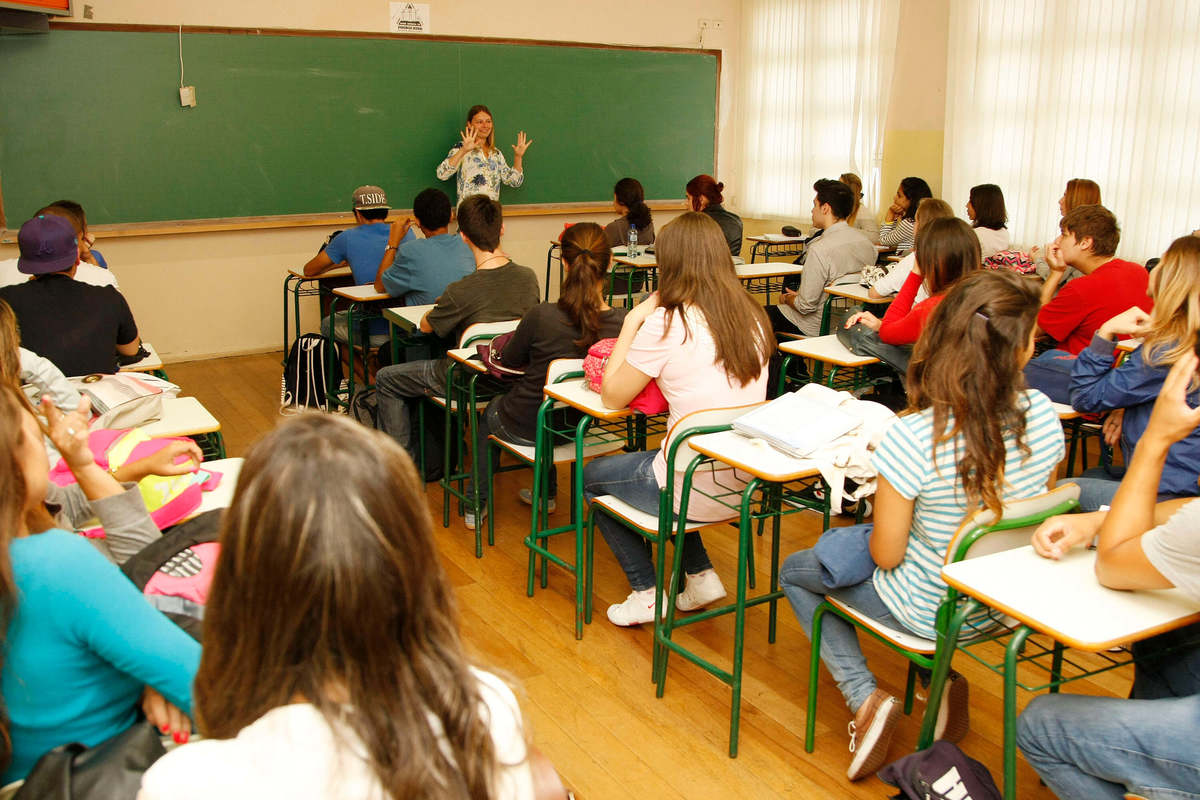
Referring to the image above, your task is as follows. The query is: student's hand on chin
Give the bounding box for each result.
[1145,352,1200,446]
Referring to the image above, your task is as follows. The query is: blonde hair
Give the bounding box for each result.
[1142,235,1200,368]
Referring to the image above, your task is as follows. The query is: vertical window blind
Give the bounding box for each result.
[944,0,1200,260]
[738,0,898,220]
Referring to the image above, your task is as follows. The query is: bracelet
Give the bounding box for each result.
[384,245,398,252]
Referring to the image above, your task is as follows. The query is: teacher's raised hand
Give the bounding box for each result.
[459,123,480,152]
[512,131,534,158]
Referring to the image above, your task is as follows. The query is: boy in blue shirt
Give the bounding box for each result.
[372,187,473,305]
[302,185,414,346]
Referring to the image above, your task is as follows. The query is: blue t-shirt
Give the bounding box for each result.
[2,531,201,784]
[381,232,475,306]
[871,390,1065,639]
[324,223,414,336]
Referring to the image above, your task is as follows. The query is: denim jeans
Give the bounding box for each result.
[469,400,557,503]
[779,544,901,712]
[1017,624,1200,798]
[1059,469,1184,514]
[583,449,713,592]
[375,358,447,460]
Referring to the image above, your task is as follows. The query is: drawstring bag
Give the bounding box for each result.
[582,338,668,414]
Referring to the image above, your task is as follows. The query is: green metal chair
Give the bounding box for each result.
[484,358,633,639]
[804,483,1081,754]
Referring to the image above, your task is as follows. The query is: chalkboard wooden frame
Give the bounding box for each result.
[0,22,720,237]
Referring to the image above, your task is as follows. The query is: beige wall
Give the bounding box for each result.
[0,0,739,361]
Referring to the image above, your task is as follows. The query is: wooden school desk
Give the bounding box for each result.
[746,234,806,263]
[119,342,166,380]
[141,396,225,459]
[282,265,352,360]
[819,277,895,335]
[184,457,243,522]
[777,335,879,392]
[734,261,803,304]
[931,545,1200,799]
[380,303,437,364]
[326,283,391,408]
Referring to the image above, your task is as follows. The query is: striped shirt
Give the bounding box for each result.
[872,390,1064,638]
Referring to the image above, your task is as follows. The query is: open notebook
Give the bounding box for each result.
[732,388,861,458]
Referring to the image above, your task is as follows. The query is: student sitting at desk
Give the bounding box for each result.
[0,201,118,290]
[373,188,473,305]
[585,212,774,626]
[781,271,1064,781]
[304,185,413,348]
[686,174,742,256]
[1020,352,1200,800]
[374,195,539,469]
[867,198,954,301]
[1024,204,1153,402]
[766,179,876,338]
[468,222,626,524]
[0,215,140,376]
[605,177,655,248]
[0,384,198,787]
[845,217,981,376]
[1065,235,1200,512]
[878,177,933,251]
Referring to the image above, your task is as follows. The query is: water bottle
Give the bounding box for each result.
[627,224,639,258]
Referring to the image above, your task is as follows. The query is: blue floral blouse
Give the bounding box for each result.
[436,145,524,205]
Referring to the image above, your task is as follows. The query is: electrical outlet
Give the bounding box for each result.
[82,4,94,19]
[179,85,197,108]
[699,18,725,31]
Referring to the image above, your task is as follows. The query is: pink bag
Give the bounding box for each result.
[582,338,669,414]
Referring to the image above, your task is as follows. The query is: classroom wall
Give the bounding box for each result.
[0,0,739,361]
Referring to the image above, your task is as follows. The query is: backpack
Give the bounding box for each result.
[349,387,379,427]
[982,249,1036,275]
[878,741,1002,800]
[121,509,223,641]
[282,334,341,411]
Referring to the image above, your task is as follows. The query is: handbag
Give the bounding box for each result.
[581,338,668,414]
[14,721,166,800]
[475,331,524,381]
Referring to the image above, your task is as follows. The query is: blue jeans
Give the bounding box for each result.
[469,399,557,502]
[375,358,447,460]
[584,449,713,592]
[779,543,900,712]
[1059,469,1184,514]
[1017,624,1200,798]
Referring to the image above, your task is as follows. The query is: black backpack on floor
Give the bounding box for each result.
[282,333,341,411]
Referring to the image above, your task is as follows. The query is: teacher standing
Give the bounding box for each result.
[436,104,533,206]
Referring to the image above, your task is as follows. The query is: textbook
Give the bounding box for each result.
[732,388,861,458]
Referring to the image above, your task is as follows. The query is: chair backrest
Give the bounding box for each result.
[545,358,584,386]
[663,403,764,473]
[944,482,1081,565]
[458,319,520,348]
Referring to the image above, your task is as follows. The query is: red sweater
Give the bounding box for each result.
[879,271,943,345]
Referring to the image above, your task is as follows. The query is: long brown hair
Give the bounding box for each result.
[839,172,863,226]
[1063,178,1101,212]
[685,174,724,210]
[0,387,28,774]
[1143,235,1200,368]
[0,301,21,390]
[906,270,1040,516]
[655,212,774,386]
[915,217,981,296]
[195,414,506,799]
[558,222,610,349]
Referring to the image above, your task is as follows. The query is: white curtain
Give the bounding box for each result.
[945,0,1200,261]
[738,0,899,219]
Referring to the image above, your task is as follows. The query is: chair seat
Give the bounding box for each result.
[591,494,724,534]
[491,434,624,464]
[827,596,937,654]
[430,396,489,412]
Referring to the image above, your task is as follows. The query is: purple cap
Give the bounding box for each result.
[17,214,79,275]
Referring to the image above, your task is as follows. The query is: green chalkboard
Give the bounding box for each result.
[0,27,718,225]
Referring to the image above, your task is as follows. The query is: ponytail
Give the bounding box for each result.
[614,177,653,231]
[558,222,610,349]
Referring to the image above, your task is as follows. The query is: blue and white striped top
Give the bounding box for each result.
[872,389,1064,638]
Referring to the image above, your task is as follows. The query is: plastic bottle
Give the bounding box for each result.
[627,223,639,258]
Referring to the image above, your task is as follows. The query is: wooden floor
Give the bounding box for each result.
[166,352,1121,799]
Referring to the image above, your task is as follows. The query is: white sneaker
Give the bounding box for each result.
[463,506,487,531]
[606,588,658,627]
[674,569,727,612]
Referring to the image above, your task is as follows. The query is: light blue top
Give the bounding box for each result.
[2,531,200,784]
[381,233,474,306]
[324,222,414,335]
[871,390,1064,638]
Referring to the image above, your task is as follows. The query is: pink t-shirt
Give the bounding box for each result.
[625,306,768,520]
